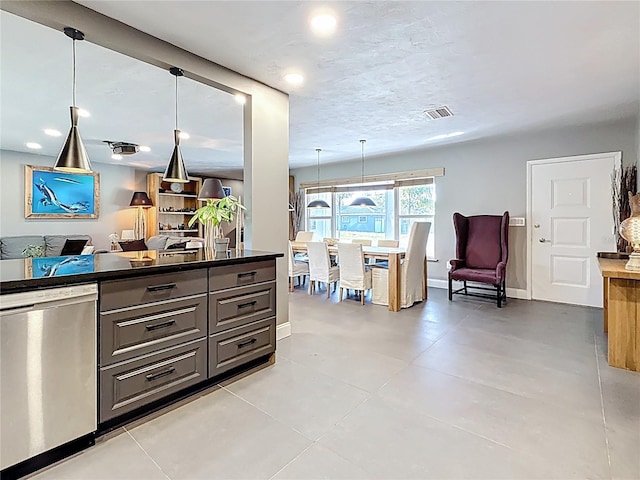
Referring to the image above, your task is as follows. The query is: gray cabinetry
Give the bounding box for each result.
[99,270,208,423]
[208,260,276,378]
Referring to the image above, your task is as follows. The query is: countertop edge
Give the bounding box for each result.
[0,251,284,294]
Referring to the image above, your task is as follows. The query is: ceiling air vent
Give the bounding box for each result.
[423,105,454,120]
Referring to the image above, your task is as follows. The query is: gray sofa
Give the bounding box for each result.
[146,235,205,251]
[0,235,93,260]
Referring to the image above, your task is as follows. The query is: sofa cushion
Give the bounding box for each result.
[146,235,169,251]
[1,236,46,259]
[119,239,148,252]
[44,235,92,257]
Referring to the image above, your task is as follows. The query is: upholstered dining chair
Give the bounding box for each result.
[377,239,399,248]
[295,231,315,242]
[351,239,372,246]
[288,240,309,291]
[448,211,509,307]
[371,221,431,308]
[337,243,372,305]
[306,242,340,298]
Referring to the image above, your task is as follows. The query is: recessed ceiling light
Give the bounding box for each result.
[43,128,62,137]
[284,73,304,86]
[178,131,190,140]
[26,142,42,149]
[111,154,123,160]
[310,13,337,36]
[139,146,151,152]
[77,108,91,118]
[235,94,246,105]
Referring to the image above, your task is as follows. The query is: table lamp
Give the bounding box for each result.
[121,229,135,241]
[620,192,640,271]
[130,191,153,240]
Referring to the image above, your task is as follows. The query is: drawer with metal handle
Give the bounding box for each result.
[100,338,206,422]
[209,260,276,292]
[209,281,276,333]
[100,269,207,312]
[100,293,207,366]
[209,317,276,378]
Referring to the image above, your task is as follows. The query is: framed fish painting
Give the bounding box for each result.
[25,165,100,219]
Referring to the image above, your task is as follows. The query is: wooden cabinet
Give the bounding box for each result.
[146,173,203,238]
[208,260,277,377]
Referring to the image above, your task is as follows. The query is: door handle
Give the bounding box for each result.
[539,238,551,243]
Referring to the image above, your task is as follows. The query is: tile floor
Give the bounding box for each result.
[32,288,639,480]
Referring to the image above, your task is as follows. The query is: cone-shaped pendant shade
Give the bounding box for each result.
[163,129,189,183]
[54,106,92,172]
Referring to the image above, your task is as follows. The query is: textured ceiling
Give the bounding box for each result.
[0,10,244,178]
[2,2,638,175]
[77,0,640,169]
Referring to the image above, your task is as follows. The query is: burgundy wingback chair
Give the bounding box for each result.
[448,212,509,307]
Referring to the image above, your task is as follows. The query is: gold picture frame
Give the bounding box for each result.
[25,165,100,219]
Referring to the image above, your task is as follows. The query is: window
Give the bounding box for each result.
[306,180,436,258]
[397,184,435,258]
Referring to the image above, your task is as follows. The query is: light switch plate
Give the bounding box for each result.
[509,217,525,227]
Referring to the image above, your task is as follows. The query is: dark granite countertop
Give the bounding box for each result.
[0,249,283,294]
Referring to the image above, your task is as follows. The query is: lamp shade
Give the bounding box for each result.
[349,196,376,207]
[54,106,92,172]
[163,130,189,183]
[199,178,226,200]
[121,229,135,241]
[130,191,152,207]
[307,199,330,208]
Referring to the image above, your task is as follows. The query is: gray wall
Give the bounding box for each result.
[291,118,638,290]
[0,150,144,250]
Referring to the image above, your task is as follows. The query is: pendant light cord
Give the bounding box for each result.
[72,37,76,106]
[316,148,321,189]
[361,140,366,185]
[175,74,179,130]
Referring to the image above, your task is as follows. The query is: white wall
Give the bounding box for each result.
[290,118,638,290]
[0,150,144,250]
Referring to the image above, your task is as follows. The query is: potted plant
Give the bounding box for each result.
[188,195,245,252]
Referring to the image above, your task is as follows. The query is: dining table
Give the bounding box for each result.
[290,241,427,312]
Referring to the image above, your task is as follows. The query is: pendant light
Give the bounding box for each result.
[307,148,330,208]
[163,67,189,183]
[350,139,376,207]
[54,27,92,172]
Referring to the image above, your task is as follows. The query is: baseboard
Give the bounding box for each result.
[427,279,448,290]
[506,288,529,300]
[276,321,291,340]
[429,279,530,300]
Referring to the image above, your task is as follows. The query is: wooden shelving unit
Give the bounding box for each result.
[147,173,203,238]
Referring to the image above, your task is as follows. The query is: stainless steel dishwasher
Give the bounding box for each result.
[0,284,97,470]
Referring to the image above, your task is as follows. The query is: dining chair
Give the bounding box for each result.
[306,242,340,298]
[351,239,372,246]
[377,239,399,248]
[372,221,431,308]
[295,231,315,242]
[337,242,372,305]
[288,240,309,292]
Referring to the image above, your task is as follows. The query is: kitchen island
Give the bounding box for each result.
[0,248,283,479]
[597,257,640,372]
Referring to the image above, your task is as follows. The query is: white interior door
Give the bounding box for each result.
[530,152,619,307]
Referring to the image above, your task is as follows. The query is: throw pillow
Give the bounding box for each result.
[119,239,148,252]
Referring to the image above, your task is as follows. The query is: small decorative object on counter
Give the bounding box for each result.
[620,192,640,271]
[108,233,119,251]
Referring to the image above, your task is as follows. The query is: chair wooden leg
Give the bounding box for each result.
[289,277,294,292]
[339,287,343,301]
[448,274,453,301]
[464,281,468,295]
[326,284,330,298]
[308,280,314,295]
[360,291,364,306]
[497,283,502,308]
